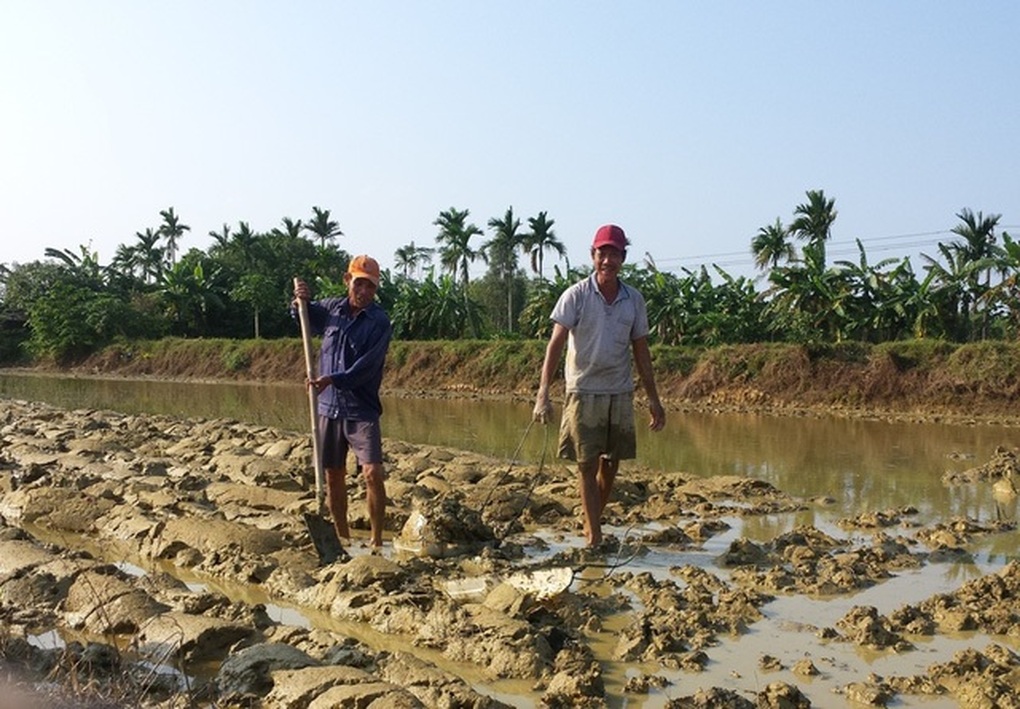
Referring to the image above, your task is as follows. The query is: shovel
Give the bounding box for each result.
[294,278,347,565]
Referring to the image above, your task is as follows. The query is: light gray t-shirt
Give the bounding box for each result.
[551,274,650,395]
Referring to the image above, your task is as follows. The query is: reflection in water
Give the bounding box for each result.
[1,372,1018,534]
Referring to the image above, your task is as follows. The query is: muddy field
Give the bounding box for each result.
[1,398,1019,707]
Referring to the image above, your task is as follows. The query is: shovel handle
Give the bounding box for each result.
[294,278,326,510]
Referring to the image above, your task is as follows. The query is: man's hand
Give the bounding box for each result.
[648,400,666,432]
[307,375,330,393]
[293,279,310,304]
[533,393,553,424]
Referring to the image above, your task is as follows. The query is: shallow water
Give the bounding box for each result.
[3,372,1017,528]
[2,372,1019,706]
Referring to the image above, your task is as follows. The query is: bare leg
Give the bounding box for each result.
[325,466,351,540]
[578,459,603,547]
[362,462,387,547]
[597,455,618,514]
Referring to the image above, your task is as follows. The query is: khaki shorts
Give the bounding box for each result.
[557,392,636,463]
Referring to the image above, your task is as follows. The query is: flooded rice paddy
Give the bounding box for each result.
[1,372,1018,707]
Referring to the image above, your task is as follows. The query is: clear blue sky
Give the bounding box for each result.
[2,1,1017,281]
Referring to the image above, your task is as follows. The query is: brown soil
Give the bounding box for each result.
[1,396,1018,707]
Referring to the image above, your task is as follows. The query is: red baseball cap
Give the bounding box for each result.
[347,255,381,285]
[592,224,628,251]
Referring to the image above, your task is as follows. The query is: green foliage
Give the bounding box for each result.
[27,280,142,362]
[470,269,527,335]
[6,199,1020,362]
[390,271,484,340]
[222,343,252,372]
[649,344,699,377]
[517,265,590,340]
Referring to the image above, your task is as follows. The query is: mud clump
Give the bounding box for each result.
[1,399,1019,706]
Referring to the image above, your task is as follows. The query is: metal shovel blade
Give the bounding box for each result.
[303,512,348,565]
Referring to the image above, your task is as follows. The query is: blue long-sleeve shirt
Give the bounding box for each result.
[298,297,392,421]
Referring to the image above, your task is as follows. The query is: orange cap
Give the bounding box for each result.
[347,255,380,285]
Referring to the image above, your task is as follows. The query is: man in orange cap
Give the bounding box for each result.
[293,255,391,550]
[533,225,665,549]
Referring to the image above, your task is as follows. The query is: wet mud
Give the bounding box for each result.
[0,399,1018,707]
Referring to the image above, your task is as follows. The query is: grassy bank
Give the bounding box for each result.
[24,337,1020,424]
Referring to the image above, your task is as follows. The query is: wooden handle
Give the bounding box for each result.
[294,278,326,508]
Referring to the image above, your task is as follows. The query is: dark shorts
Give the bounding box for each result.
[319,417,383,469]
[557,392,636,463]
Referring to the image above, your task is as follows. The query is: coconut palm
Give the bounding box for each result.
[132,228,165,284]
[524,211,565,279]
[950,208,1002,300]
[393,241,434,279]
[110,243,141,282]
[434,207,483,290]
[305,206,343,249]
[272,217,304,240]
[231,222,260,268]
[751,217,795,271]
[921,243,977,341]
[208,224,232,251]
[790,190,837,271]
[981,232,1020,338]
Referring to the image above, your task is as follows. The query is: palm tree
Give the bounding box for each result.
[921,242,974,341]
[158,207,190,267]
[950,208,1001,288]
[393,241,434,279]
[110,243,140,281]
[946,208,1002,340]
[790,190,837,271]
[982,231,1020,337]
[524,211,565,279]
[751,217,795,271]
[305,206,342,249]
[208,223,232,251]
[231,222,260,269]
[434,207,483,290]
[484,207,526,332]
[133,228,165,284]
[272,217,304,240]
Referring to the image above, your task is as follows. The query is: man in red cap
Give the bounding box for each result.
[293,254,391,550]
[533,225,665,549]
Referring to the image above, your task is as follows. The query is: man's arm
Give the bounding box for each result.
[533,322,569,422]
[632,336,665,431]
[324,321,391,390]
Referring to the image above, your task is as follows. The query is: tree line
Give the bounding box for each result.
[0,192,1014,364]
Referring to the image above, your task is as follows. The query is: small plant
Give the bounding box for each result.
[222,346,251,373]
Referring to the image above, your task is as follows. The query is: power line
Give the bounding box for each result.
[653,226,1020,275]
[464,225,1020,278]
[653,229,955,267]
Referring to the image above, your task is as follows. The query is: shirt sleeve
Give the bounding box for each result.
[629,287,651,340]
[327,315,392,389]
[551,282,581,329]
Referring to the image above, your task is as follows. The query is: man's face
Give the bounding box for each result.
[591,245,625,278]
[346,275,378,311]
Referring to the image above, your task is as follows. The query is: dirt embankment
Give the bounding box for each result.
[53,338,1020,426]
